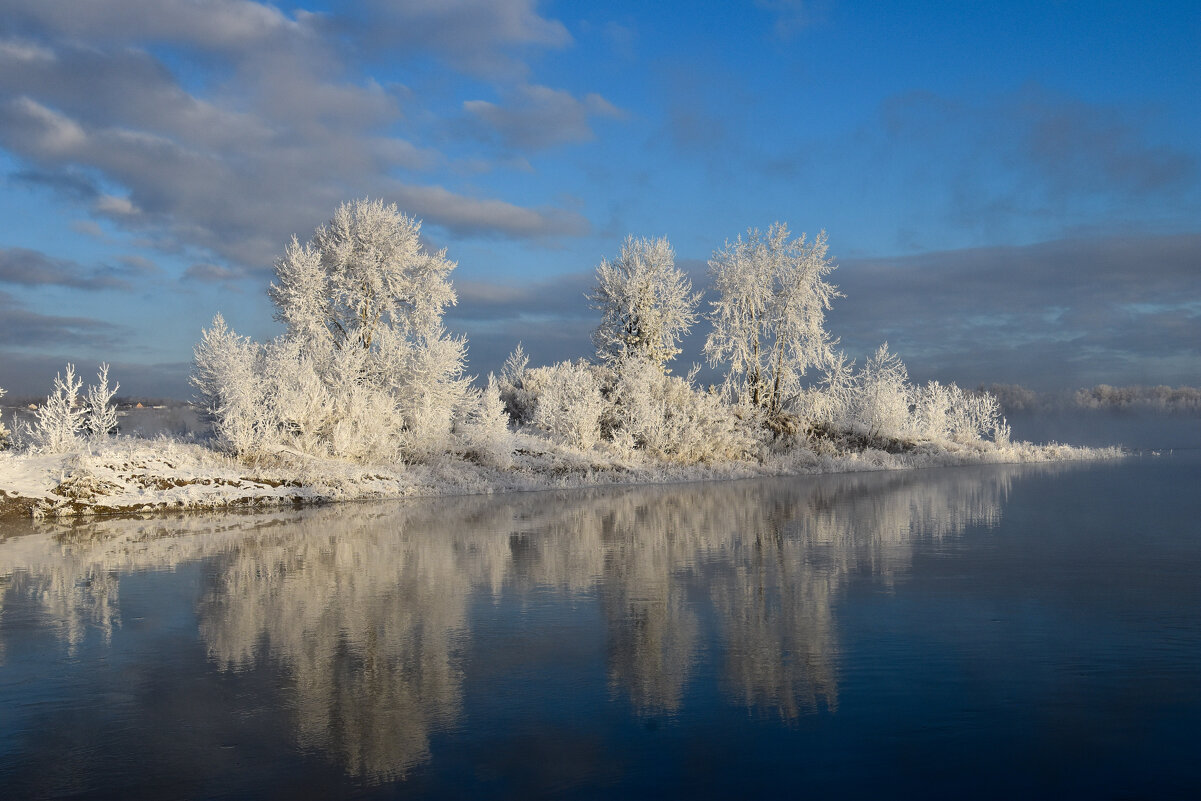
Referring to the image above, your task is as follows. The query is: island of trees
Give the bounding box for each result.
[0,199,1120,518]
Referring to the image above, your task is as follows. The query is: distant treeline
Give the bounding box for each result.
[983,384,1201,415]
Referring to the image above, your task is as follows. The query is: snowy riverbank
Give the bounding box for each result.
[0,432,1123,520]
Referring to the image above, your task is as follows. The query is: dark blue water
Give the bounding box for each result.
[1,454,1199,799]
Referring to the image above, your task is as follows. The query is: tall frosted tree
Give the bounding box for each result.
[270,198,457,351]
[590,236,700,369]
[196,199,474,461]
[704,224,840,416]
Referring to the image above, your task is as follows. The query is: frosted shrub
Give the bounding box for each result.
[84,363,120,438]
[609,358,750,463]
[801,351,856,430]
[852,343,910,440]
[496,343,537,425]
[908,380,954,441]
[33,364,87,452]
[454,375,514,468]
[959,388,1009,444]
[193,315,274,457]
[526,360,604,450]
[908,381,1008,443]
[0,384,9,449]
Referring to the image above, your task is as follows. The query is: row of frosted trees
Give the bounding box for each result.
[0,364,120,452]
[191,199,1008,467]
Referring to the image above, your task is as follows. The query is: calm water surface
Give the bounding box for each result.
[1,454,1199,799]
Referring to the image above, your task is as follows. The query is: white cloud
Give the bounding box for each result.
[464,84,625,150]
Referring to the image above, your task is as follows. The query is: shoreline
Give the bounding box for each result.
[0,433,1125,522]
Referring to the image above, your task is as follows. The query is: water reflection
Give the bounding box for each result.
[0,463,1067,782]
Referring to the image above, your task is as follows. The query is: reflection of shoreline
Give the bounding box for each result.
[0,462,1073,781]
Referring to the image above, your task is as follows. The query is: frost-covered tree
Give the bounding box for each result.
[496,343,535,425]
[196,199,478,462]
[0,384,9,449]
[33,363,86,451]
[84,363,120,437]
[705,224,840,416]
[590,236,700,369]
[270,199,457,351]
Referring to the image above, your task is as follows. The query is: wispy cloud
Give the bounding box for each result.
[464,85,624,151]
[0,247,134,290]
[874,84,1199,238]
[0,289,128,348]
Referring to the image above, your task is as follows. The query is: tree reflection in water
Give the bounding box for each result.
[0,463,1071,783]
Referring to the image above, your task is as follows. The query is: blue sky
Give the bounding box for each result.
[1,0,1198,398]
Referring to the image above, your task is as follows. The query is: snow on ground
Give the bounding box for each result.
[0,428,1123,520]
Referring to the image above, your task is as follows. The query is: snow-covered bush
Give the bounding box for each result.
[608,358,751,463]
[907,381,1009,444]
[799,351,857,430]
[496,343,537,425]
[524,360,604,451]
[851,343,910,440]
[454,375,514,468]
[705,224,840,417]
[193,314,275,457]
[0,384,9,449]
[591,236,699,368]
[84,363,120,438]
[33,364,87,452]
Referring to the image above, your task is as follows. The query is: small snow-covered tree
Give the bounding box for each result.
[455,374,514,468]
[526,360,604,451]
[0,384,9,449]
[84,363,120,437]
[33,363,86,451]
[705,224,840,417]
[193,314,272,456]
[590,236,700,369]
[852,343,910,440]
[496,343,535,424]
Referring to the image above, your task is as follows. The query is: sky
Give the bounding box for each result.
[0,0,1198,399]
